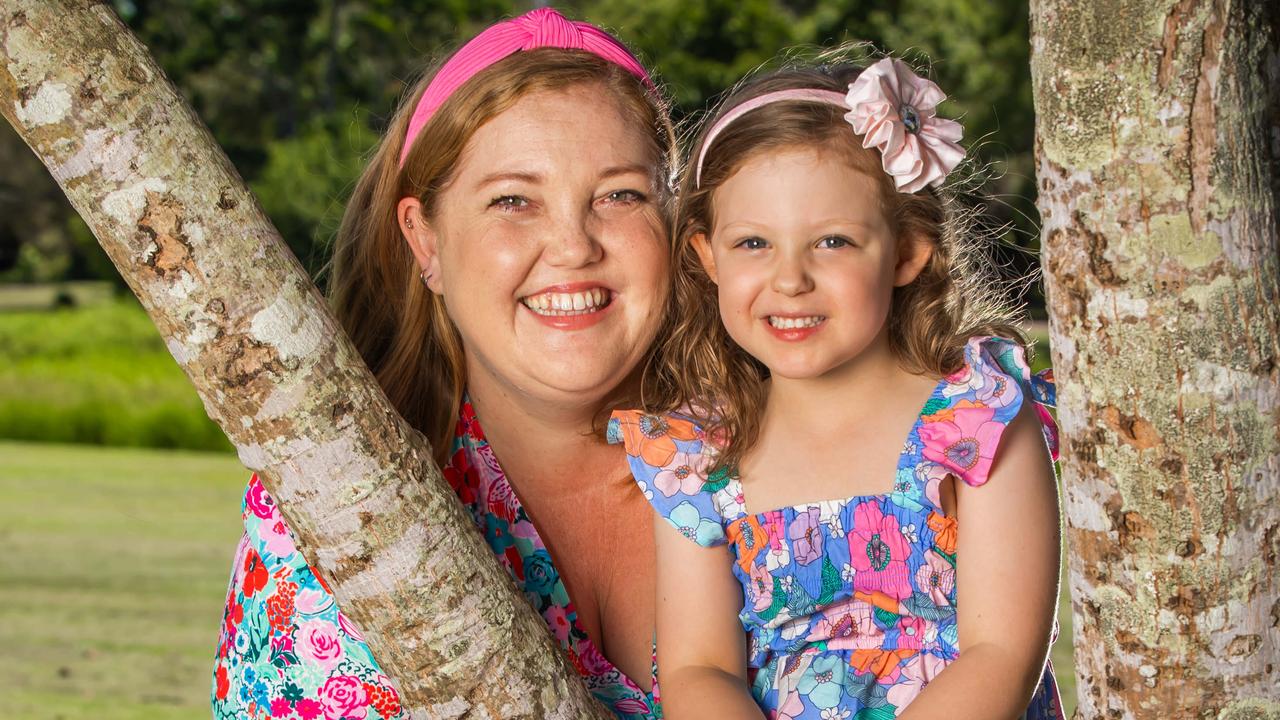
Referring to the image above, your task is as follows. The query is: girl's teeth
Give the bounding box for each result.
[768,316,824,329]
[522,288,611,316]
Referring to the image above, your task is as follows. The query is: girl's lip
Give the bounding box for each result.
[762,315,825,342]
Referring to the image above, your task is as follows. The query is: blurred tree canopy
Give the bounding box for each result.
[0,0,1039,309]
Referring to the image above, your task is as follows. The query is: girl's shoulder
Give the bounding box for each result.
[608,409,741,548]
[916,335,1059,488]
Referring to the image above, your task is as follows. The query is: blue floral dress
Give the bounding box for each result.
[213,398,661,719]
[609,336,1064,719]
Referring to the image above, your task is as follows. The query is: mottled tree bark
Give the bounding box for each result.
[0,2,611,718]
[1031,0,1279,718]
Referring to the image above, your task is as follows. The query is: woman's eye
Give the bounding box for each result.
[601,189,647,206]
[489,195,530,212]
[817,235,851,249]
[736,236,769,250]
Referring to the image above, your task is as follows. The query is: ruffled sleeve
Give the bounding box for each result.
[608,409,729,548]
[917,336,1059,487]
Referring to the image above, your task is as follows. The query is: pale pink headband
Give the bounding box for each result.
[398,7,654,168]
[694,88,847,188]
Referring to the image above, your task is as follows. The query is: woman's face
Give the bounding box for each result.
[409,83,669,411]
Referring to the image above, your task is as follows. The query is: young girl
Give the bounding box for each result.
[610,58,1064,719]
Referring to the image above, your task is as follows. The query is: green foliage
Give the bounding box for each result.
[0,300,231,452]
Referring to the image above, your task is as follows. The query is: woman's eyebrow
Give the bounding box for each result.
[599,163,652,181]
[475,170,543,189]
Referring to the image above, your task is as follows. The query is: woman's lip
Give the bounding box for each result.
[521,295,616,330]
[523,281,613,296]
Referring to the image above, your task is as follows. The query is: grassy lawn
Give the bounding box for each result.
[0,439,1079,718]
[0,441,246,720]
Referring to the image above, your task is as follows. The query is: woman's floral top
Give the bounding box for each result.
[213,399,661,719]
[609,336,1064,720]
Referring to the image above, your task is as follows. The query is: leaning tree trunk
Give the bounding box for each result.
[1031,0,1279,717]
[0,3,611,718]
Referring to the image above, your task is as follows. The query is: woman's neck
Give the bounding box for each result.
[465,372,624,494]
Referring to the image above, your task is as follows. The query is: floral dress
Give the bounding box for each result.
[213,399,661,719]
[609,336,1064,720]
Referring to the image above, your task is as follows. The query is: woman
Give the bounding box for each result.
[212,9,674,719]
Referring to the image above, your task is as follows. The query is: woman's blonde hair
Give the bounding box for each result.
[643,60,1027,473]
[326,47,675,465]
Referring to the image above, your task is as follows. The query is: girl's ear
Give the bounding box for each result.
[691,232,719,285]
[893,231,934,287]
[397,196,444,294]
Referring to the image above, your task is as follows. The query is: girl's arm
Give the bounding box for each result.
[898,401,1061,720]
[654,518,767,720]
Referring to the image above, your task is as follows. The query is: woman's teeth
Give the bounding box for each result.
[768,315,825,329]
[522,288,612,316]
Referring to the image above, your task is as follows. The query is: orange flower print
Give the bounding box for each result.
[927,511,957,555]
[618,413,699,468]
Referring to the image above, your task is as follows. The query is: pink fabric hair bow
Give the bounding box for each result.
[844,58,966,193]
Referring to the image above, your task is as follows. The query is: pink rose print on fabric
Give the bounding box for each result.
[294,587,333,615]
[317,675,369,720]
[918,402,1003,486]
[653,451,710,497]
[297,619,345,673]
[915,549,956,607]
[847,502,912,600]
[246,477,276,519]
[259,512,299,559]
[787,507,825,566]
[885,652,946,709]
[577,641,614,676]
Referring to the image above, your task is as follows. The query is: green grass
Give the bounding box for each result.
[0,298,231,452]
[0,441,247,720]
[0,439,1080,718]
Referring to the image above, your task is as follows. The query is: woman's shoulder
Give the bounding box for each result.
[608,409,739,548]
[915,335,1058,488]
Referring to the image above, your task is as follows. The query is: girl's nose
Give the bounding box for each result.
[772,254,814,296]
[543,214,604,268]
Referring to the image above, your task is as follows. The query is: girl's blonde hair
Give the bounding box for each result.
[643,60,1027,473]
[326,47,675,465]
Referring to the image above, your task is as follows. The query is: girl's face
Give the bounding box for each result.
[695,146,926,381]
[405,83,669,410]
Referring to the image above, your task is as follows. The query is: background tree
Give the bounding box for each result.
[0,2,613,716]
[1031,0,1279,716]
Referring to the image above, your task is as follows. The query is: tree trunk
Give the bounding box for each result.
[0,2,610,718]
[1031,0,1279,717]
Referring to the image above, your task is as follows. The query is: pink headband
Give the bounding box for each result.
[398,8,654,167]
[693,59,967,193]
[693,89,847,187]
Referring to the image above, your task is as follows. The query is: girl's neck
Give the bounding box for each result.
[763,334,917,439]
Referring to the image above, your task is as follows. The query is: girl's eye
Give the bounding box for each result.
[736,236,769,250]
[602,189,647,205]
[489,195,530,212]
[817,235,851,249]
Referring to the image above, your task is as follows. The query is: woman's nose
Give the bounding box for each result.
[771,254,814,296]
[543,213,604,268]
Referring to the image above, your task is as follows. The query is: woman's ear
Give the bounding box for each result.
[397,196,444,294]
[691,232,718,285]
[893,231,934,287]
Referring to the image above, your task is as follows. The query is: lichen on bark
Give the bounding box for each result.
[1032,0,1279,716]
